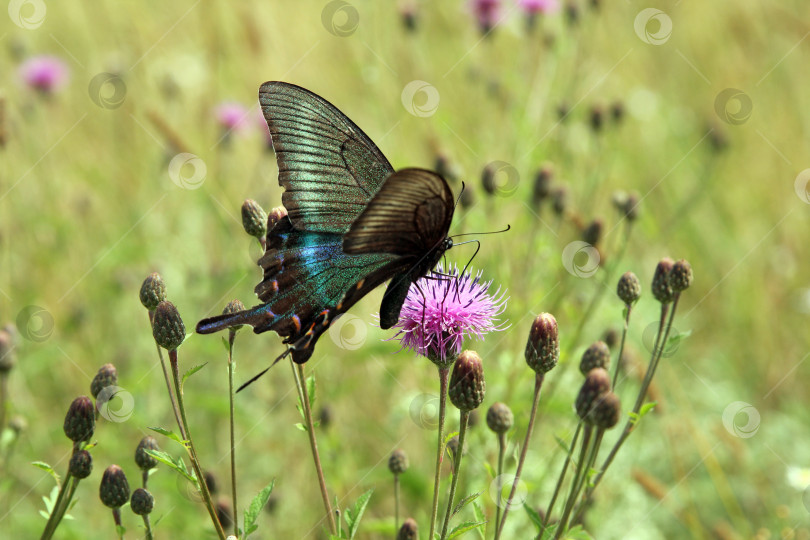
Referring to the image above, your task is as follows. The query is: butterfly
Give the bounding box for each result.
[196,81,455,367]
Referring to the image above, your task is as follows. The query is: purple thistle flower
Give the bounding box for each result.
[19,56,70,94]
[470,0,501,34]
[519,0,560,14]
[391,264,508,364]
[214,102,251,132]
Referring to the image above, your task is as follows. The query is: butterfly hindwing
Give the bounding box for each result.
[259,81,395,233]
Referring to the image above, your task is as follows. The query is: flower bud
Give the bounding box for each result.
[0,330,15,373]
[449,351,486,412]
[152,301,186,350]
[617,272,641,305]
[223,299,246,331]
[135,436,159,471]
[580,341,611,375]
[90,363,118,399]
[532,166,553,206]
[582,219,603,246]
[610,101,625,124]
[652,258,675,304]
[241,199,267,239]
[670,259,693,292]
[131,488,154,515]
[99,465,130,508]
[388,449,409,475]
[486,402,513,434]
[397,518,419,540]
[551,187,568,216]
[69,450,93,479]
[589,105,605,132]
[216,500,233,529]
[139,272,166,311]
[525,313,559,374]
[267,206,287,231]
[602,328,619,349]
[575,368,611,422]
[63,396,95,442]
[591,391,621,429]
[481,164,496,196]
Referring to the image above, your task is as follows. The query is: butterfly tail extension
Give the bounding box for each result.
[195,305,275,335]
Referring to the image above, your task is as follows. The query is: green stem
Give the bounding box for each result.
[496,373,543,540]
[493,432,506,535]
[294,362,337,536]
[169,349,226,540]
[112,507,123,539]
[611,305,632,389]
[440,410,471,540]
[394,474,400,533]
[149,311,185,439]
[227,331,239,538]
[541,422,582,533]
[39,469,75,540]
[0,372,8,438]
[579,296,680,513]
[554,426,593,538]
[428,367,450,540]
[142,514,154,540]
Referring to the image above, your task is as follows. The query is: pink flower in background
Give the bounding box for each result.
[391,264,508,364]
[519,0,560,14]
[470,0,500,33]
[19,56,70,93]
[214,102,251,132]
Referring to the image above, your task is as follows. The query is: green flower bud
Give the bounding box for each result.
[591,391,621,429]
[69,450,93,479]
[135,436,159,471]
[671,259,693,292]
[579,341,611,375]
[388,449,409,475]
[525,313,559,374]
[90,363,118,399]
[617,271,641,305]
[486,402,513,434]
[130,488,154,516]
[652,258,675,304]
[99,465,130,509]
[242,199,268,239]
[575,368,611,422]
[63,396,95,443]
[397,518,418,540]
[448,351,486,412]
[139,273,166,311]
[152,301,186,350]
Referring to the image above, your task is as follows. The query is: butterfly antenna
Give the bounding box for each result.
[236,348,292,393]
[450,224,511,239]
[453,182,466,209]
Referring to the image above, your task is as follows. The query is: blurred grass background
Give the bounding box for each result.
[1,1,809,538]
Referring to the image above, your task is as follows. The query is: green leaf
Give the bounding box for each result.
[447,520,487,539]
[451,491,482,518]
[629,402,657,425]
[666,329,692,348]
[539,523,558,540]
[524,503,544,531]
[472,502,486,539]
[221,336,230,353]
[294,422,307,432]
[306,374,316,408]
[182,363,207,385]
[145,450,196,483]
[345,489,373,539]
[31,461,60,485]
[148,426,187,446]
[483,461,495,479]
[553,434,570,453]
[243,479,274,538]
[116,524,127,536]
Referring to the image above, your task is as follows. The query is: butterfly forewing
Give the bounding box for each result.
[259,81,394,233]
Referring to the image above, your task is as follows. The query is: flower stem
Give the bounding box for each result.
[394,474,401,532]
[542,422,582,532]
[428,366,450,540]
[0,372,8,438]
[149,311,185,439]
[554,426,593,538]
[227,331,239,538]
[169,349,226,540]
[440,410,471,540]
[611,305,632,389]
[141,514,154,540]
[576,296,680,517]
[112,507,124,540]
[493,431,506,534]
[294,362,337,536]
[496,373,544,540]
[39,469,75,540]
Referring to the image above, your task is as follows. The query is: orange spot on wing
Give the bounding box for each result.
[291,314,301,333]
